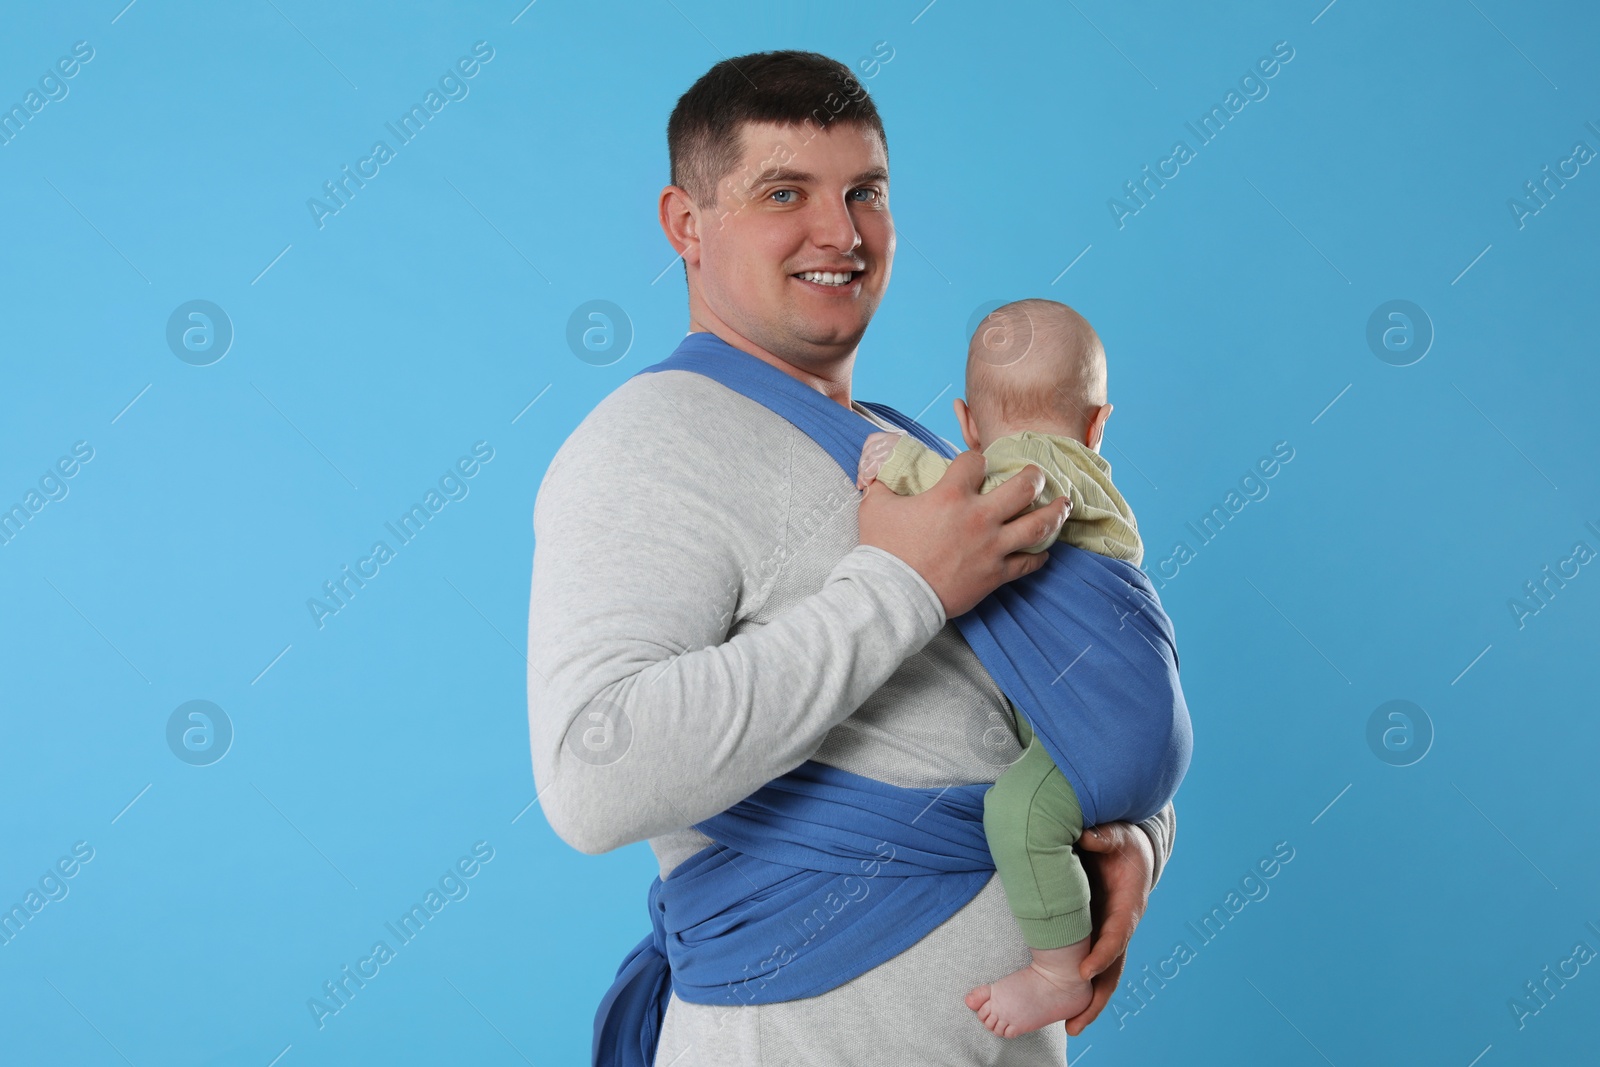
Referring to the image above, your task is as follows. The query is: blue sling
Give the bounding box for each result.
[593,332,1192,1067]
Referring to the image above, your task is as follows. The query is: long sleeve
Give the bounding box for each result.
[874,432,962,496]
[1137,802,1176,888]
[527,377,946,856]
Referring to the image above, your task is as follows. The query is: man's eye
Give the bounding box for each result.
[771,189,797,203]
[850,188,881,202]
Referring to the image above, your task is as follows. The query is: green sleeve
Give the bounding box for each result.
[874,433,956,496]
[977,438,1078,554]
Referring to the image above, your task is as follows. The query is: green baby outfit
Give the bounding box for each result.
[875,429,1143,948]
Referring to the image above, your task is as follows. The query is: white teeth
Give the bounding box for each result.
[797,270,854,285]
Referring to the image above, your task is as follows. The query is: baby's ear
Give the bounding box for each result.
[952,397,983,452]
[1086,403,1113,451]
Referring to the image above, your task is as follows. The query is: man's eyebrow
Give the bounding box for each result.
[749,166,889,186]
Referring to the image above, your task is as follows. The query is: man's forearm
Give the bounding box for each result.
[530,543,945,855]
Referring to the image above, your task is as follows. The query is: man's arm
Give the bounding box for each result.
[528,390,948,856]
[1063,801,1177,1035]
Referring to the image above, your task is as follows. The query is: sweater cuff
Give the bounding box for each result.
[836,543,947,639]
[1136,802,1176,889]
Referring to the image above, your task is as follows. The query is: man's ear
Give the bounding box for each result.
[658,185,703,267]
[953,397,983,452]
[1085,403,1113,452]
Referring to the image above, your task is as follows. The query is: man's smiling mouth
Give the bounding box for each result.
[793,270,859,286]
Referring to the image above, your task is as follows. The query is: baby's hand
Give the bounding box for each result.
[857,431,905,490]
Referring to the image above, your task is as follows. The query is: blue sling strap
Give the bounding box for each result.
[633,332,1191,828]
[593,762,994,1067]
[591,331,1192,1066]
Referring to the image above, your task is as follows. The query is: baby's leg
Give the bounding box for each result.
[966,716,1093,1038]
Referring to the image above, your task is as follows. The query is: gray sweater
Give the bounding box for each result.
[528,352,1176,1065]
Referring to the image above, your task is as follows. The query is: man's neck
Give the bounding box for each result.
[687,318,858,411]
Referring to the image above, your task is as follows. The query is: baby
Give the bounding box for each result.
[856,298,1144,1038]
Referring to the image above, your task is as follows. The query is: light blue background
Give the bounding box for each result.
[2,1,1596,1063]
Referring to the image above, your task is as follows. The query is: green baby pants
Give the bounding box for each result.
[981,709,1092,950]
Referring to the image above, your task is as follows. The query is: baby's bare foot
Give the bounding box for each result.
[964,940,1093,1039]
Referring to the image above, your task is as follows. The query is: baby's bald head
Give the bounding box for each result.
[965,299,1106,445]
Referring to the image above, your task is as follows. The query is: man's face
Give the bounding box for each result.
[687,119,894,364]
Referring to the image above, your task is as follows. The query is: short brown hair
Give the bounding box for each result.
[667,50,888,208]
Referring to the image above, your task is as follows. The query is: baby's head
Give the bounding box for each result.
[956,298,1111,453]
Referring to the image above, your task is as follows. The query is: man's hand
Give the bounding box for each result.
[858,450,1070,619]
[1064,821,1155,1037]
[857,430,905,490]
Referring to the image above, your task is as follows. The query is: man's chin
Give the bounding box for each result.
[783,309,873,352]
[783,329,864,360]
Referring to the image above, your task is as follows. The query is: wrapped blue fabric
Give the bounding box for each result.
[591,332,1192,1066]
[593,763,993,1067]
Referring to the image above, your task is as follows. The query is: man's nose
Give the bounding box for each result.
[809,194,862,255]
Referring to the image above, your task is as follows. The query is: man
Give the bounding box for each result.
[529,50,1175,1064]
